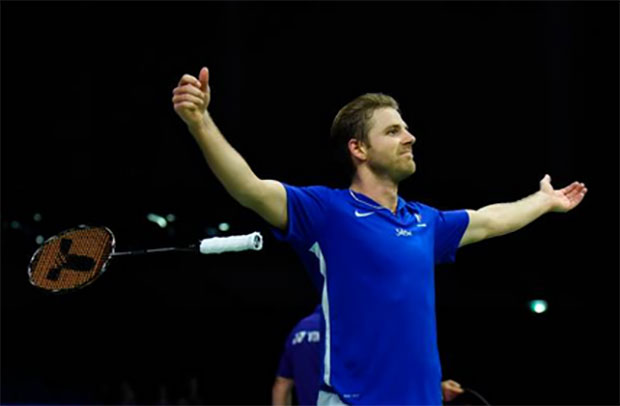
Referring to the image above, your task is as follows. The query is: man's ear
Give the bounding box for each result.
[348,138,368,162]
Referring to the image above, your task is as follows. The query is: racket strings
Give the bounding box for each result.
[29,227,114,292]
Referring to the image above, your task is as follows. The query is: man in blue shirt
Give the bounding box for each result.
[272,305,465,405]
[172,67,588,405]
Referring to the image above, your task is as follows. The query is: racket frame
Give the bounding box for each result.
[27,225,117,294]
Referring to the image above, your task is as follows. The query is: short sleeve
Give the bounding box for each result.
[434,209,470,264]
[276,339,294,379]
[271,184,332,249]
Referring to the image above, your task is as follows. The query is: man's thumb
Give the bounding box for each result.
[199,67,209,93]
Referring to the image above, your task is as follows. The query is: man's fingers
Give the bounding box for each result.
[564,182,587,199]
[199,67,209,93]
[570,191,586,207]
[562,185,587,208]
[566,183,584,196]
[565,189,581,202]
[560,182,579,195]
[574,185,588,198]
[173,85,205,99]
[444,380,464,393]
[173,101,198,112]
[178,74,202,88]
[172,93,204,106]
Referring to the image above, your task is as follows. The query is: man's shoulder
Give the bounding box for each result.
[282,184,345,202]
[291,310,321,332]
[403,199,438,213]
[283,183,340,193]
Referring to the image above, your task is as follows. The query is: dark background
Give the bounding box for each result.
[2,1,618,405]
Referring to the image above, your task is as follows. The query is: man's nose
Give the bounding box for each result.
[403,130,416,145]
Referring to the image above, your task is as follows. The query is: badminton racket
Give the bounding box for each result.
[28,225,263,294]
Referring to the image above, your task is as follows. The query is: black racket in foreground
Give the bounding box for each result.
[28,225,263,294]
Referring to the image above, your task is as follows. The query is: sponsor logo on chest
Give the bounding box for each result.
[353,209,427,235]
[395,227,413,237]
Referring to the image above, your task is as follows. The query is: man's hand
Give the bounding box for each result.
[441,379,464,402]
[460,174,589,247]
[172,67,211,130]
[539,174,588,213]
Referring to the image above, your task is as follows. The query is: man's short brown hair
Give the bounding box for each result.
[330,93,399,176]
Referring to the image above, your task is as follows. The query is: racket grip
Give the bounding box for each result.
[198,232,263,254]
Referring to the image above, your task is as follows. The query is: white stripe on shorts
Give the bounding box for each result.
[317,390,349,406]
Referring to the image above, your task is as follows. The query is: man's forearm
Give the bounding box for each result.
[188,114,261,208]
[272,389,292,406]
[479,191,554,238]
[272,379,293,406]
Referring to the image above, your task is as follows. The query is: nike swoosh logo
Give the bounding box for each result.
[355,210,375,218]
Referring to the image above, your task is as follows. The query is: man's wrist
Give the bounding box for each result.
[187,112,214,136]
[534,190,555,213]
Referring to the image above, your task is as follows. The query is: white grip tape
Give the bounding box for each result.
[199,232,263,254]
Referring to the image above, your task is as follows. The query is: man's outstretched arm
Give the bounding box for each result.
[173,67,287,230]
[459,175,588,247]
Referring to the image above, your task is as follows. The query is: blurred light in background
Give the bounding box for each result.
[218,222,230,232]
[206,227,217,236]
[35,235,44,245]
[10,221,21,229]
[33,213,42,222]
[529,299,548,314]
[147,213,167,228]
[166,214,176,222]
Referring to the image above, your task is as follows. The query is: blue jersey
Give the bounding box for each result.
[277,306,322,405]
[273,185,469,405]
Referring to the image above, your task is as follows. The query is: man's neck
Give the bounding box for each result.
[350,171,399,213]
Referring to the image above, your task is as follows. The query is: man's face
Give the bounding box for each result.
[363,107,416,182]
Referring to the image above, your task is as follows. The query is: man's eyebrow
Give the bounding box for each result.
[384,123,409,131]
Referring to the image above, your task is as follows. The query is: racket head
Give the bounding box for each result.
[28,225,116,293]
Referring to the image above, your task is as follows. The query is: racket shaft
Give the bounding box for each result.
[112,247,195,256]
[111,233,263,256]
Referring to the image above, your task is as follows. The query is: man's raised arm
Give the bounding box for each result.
[459,175,588,247]
[172,67,287,230]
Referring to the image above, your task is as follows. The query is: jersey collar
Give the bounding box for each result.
[348,189,408,214]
